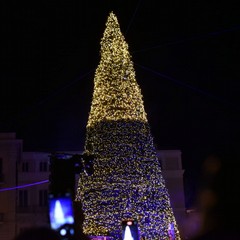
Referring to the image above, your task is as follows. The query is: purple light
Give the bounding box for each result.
[0,180,49,192]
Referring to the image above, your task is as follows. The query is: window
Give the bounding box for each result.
[18,190,28,207]
[164,157,179,170]
[22,162,29,172]
[39,189,48,207]
[39,161,48,172]
[19,227,29,234]
[0,158,2,173]
[0,213,4,222]
[0,158,3,182]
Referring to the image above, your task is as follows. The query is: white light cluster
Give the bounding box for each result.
[75,12,181,240]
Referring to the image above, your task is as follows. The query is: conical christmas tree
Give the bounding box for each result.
[75,12,181,240]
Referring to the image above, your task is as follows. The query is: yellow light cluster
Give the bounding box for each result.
[75,12,181,240]
[87,12,147,128]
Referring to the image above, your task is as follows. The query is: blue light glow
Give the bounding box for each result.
[0,180,49,192]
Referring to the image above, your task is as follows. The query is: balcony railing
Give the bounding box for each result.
[16,205,48,214]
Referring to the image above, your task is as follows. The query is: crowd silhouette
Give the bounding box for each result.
[190,150,240,240]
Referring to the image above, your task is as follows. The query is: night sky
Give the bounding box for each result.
[1,0,240,207]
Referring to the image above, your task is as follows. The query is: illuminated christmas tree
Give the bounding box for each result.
[75,12,181,240]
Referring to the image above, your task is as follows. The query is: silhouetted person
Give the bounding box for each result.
[190,151,240,240]
[13,226,62,240]
[13,225,90,240]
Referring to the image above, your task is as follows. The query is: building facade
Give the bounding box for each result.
[0,133,189,240]
[0,133,22,240]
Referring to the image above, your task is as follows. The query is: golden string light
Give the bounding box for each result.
[75,12,181,240]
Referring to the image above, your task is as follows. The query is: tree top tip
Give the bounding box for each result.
[109,11,117,18]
